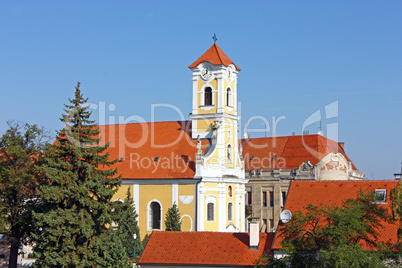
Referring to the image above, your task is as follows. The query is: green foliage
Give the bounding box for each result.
[257,191,394,267]
[0,121,49,267]
[391,180,402,251]
[32,83,124,267]
[164,203,181,231]
[101,230,132,268]
[319,244,385,268]
[113,188,143,259]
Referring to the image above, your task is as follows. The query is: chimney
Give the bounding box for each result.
[248,217,260,250]
[338,142,345,152]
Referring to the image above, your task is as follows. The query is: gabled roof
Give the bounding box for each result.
[138,231,274,267]
[189,43,241,71]
[241,134,357,170]
[272,180,399,250]
[99,121,207,180]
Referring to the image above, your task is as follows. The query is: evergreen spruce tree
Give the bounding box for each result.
[114,188,143,259]
[33,82,124,267]
[164,203,181,231]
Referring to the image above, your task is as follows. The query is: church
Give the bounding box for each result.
[105,43,248,240]
[103,43,364,242]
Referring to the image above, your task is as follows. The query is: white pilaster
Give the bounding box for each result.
[133,184,139,222]
[197,183,205,231]
[235,183,240,230]
[217,73,225,114]
[172,184,178,206]
[218,183,226,231]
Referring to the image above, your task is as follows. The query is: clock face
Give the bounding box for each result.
[201,66,212,79]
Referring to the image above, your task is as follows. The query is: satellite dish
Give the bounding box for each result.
[280,210,292,224]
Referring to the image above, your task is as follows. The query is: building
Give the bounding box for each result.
[241,134,365,232]
[106,43,248,241]
[104,43,365,243]
[138,220,274,267]
[272,180,399,253]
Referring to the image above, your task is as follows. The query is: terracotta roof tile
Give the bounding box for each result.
[99,121,207,179]
[272,180,399,250]
[138,231,274,266]
[189,43,241,71]
[99,121,358,180]
[242,134,357,170]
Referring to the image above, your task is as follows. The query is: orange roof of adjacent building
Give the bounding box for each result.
[189,43,241,71]
[98,121,358,179]
[272,180,399,250]
[242,134,357,170]
[138,231,274,267]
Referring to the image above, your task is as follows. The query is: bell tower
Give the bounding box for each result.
[189,42,247,232]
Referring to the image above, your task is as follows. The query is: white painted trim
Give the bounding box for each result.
[121,179,199,185]
[146,199,163,232]
[133,184,139,223]
[180,214,193,231]
[172,184,178,206]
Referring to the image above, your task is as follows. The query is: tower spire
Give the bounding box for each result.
[212,33,217,43]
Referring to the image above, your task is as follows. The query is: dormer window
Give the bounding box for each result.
[226,88,232,107]
[374,189,387,203]
[204,87,212,106]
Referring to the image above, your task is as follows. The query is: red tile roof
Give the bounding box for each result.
[241,134,357,170]
[98,121,358,180]
[99,121,207,179]
[272,180,399,250]
[138,231,274,266]
[189,43,241,71]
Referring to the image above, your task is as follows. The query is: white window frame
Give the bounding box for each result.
[147,199,163,231]
[201,86,215,107]
[227,202,233,222]
[226,87,232,107]
[206,195,216,222]
[374,189,387,204]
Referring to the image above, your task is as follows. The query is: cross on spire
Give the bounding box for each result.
[212,33,217,43]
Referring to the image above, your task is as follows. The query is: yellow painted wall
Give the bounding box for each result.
[177,184,196,232]
[139,184,171,239]
[204,185,219,231]
[224,80,235,115]
[115,183,195,241]
[197,78,217,114]
[196,118,214,132]
[225,183,236,227]
[113,185,132,201]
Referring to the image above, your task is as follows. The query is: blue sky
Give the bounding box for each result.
[1,1,401,179]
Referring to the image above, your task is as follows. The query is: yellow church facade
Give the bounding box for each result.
[104,43,248,241]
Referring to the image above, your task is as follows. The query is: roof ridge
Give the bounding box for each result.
[99,120,191,127]
[214,43,224,65]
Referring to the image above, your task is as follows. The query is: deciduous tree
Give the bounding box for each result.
[256,191,393,267]
[0,121,49,268]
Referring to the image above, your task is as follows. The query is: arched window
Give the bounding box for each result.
[226,88,232,106]
[149,201,161,230]
[207,203,214,221]
[228,185,233,197]
[227,144,232,164]
[228,202,233,221]
[204,87,212,106]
